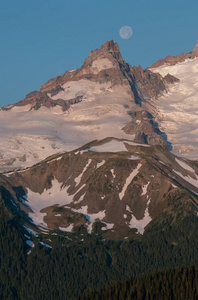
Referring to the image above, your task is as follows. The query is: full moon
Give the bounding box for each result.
[119,26,133,39]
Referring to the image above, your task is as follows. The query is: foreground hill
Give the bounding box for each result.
[1,137,198,242]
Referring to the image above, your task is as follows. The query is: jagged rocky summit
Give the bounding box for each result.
[2,40,173,112]
[0,40,175,172]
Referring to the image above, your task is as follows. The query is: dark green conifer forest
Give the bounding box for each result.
[78,266,198,300]
[0,199,198,299]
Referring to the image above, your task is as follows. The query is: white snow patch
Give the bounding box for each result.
[91,58,116,74]
[12,104,32,112]
[173,170,198,188]
[128,155,139,160]
[71,205,106,233]
[172,184,178,188]
[126,200,152,234]
[59,224,74,232]
[47,156,62,164]
[101,222,114,230]
[175,158,195,173]
[141,182,150,196]
[90,140,127,152]
[119,163,142,200]
[128,199,152,234]
[96,160,105,169]
[74,159,92,186]
[24,178,86,228]
[75,190,86,204]
[124,141,150,147]
[110,169,116,179]
[90,140,149,153]
[126,205,131,212]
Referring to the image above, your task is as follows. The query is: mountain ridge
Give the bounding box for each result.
[2,137,197,240]
[149,39,198,69]
[0,40,176,172]
[2,40,172,112]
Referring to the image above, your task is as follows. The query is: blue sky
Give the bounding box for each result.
[0,0,198,106]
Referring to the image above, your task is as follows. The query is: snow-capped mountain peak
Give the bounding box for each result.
[0,40,170,172]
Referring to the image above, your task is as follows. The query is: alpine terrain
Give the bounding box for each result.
[0,40,198,299]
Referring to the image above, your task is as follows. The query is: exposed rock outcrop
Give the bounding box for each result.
[149,39,198,69]
[40,40,167,101]
[123,110,168,149]
[164,73,180,84]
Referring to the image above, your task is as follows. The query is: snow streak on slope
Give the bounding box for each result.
[173,159,198,192]
[141,182,150,196]
[174,170,198,189]
[119,164,142,200]
[74,159,92,186]
[175,158,195,173]
[151,57,198,159]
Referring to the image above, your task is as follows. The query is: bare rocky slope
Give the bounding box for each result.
[1,137,198,242]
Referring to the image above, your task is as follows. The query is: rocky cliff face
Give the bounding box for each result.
[1,40,171,122]
[40,40,167,102]
[1,40,179,112]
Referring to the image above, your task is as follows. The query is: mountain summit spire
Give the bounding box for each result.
[84,40,123,65]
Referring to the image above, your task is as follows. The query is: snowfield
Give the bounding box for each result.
[89,140,149,153]
[151,57,198,159]
[0,82,138,172]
